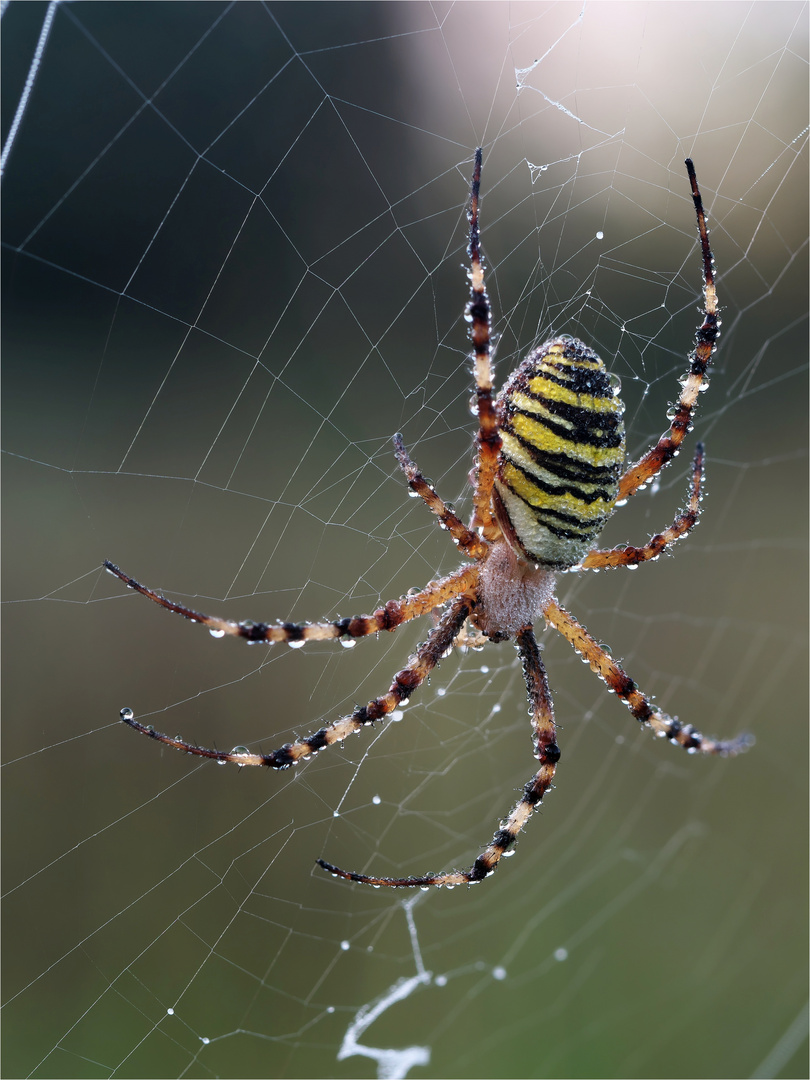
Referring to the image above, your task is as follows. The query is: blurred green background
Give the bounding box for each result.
[3,3,807,1078]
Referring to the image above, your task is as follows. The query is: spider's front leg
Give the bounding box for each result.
[318,625,560,888]
[544,598,754,756]
[122,595,473,768]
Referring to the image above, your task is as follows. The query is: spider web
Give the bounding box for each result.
[3,3,808,1078]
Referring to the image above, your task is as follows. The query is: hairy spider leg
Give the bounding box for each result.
[104,559,477,646]
[392,433,488,559]
[617,159,719,503]
[580,441,705,570]
[543,598,754,756]
[122,595,473,769]
[467,147,502,541]
[317,624,559,887]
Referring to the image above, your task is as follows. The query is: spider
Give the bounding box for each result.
[105,149,753,889]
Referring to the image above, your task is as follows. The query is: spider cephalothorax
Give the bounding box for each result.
[106,149,752,889]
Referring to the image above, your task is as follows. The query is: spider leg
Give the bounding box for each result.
[617,160,719,503]
[393,434,487,558]
[543,598,754,755]
[466,148,502,541]
[122,595,472,768]
[103,559,477,645]
[318,625,560,888]
[579,441,705,570]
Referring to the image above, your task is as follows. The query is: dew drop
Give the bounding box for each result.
[372,794,381,805]
[120,707,134,721]
[209,628,225,639]
[554,947,569,962]
[288,640,306,649]
[492,966,507,980]
[339,636,357,649]
[435,974,447,986]
[340,940,350,951]
[595,230,604,240]
[167,1007,175,1016]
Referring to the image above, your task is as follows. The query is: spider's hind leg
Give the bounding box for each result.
[580,441,706,571]
[466,148,502,541]
[392,434,487,559]
[617,159,719,503]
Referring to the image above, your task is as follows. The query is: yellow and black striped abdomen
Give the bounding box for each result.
[493,336,625,569]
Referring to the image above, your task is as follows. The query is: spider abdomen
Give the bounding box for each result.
[493,336,626,570]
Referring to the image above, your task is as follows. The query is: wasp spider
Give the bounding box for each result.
[105,150,752,889]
